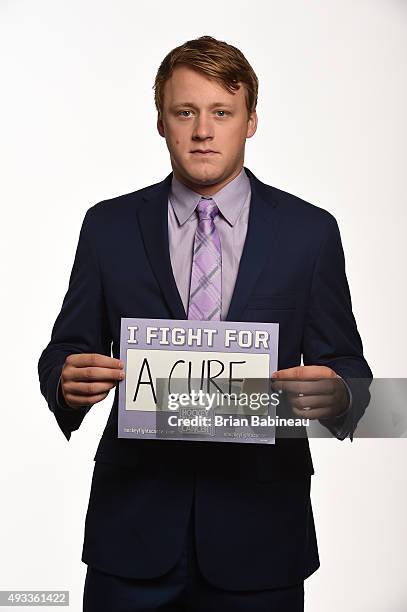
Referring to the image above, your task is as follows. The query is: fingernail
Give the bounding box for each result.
[119,371,125,379]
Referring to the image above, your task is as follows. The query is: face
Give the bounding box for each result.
[157,65,257,195]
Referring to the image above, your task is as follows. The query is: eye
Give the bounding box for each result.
[215,110,229,117]
[178,110,193,118]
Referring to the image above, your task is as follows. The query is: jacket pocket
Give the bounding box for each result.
[93,437,141,469]
[253,440,314,481]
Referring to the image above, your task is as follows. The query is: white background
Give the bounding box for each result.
[1,1,406,610]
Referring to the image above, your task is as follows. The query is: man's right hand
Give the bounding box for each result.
[60,353,125,408]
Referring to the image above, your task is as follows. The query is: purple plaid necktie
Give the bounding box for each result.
[188,197,222,321]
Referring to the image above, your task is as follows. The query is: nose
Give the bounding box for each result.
[192,113,214,141]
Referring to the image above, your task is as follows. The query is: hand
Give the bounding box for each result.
[271,365,348,420]
[60,353,125,408]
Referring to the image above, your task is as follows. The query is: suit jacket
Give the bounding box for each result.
[38,167,372,590]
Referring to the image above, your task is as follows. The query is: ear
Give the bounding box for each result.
[157,113,165,138]
[246,110,258,139]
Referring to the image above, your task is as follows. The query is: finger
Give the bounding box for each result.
[66,353,124,369]
[63,391,109,408]
[66,366,126,382]
[291,406,335,420]
[272,365,335,380]
[63,380,118,396]
[273,380,337,396]
[289,394,335,411]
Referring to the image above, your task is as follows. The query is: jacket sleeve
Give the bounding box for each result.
[37,207,112,441]
[301,216,373,441]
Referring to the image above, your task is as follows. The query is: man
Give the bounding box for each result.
[38,36,372,611]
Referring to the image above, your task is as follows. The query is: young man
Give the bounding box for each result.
[38,36,372,611]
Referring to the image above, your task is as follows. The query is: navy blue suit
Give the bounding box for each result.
[38,167,372,592]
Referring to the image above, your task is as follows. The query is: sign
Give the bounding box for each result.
[118,318,279,444]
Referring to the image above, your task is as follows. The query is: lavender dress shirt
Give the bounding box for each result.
[168,167,251,320]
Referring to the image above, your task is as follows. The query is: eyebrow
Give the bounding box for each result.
[171,102,234,109]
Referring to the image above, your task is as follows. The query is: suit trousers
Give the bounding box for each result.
[82,490,305,612]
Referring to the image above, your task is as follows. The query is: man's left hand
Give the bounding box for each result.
[271,365,349,420]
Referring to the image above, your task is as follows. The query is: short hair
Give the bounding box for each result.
[153,35,258,117]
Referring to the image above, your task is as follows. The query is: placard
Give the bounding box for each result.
[118,318,279,444]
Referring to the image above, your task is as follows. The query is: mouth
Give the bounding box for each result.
[190,150,219,156]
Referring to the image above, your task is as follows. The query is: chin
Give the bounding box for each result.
[185,166,224,186]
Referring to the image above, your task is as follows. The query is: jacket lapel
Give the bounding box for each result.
[226,167,279,321]
[137,173,187,320]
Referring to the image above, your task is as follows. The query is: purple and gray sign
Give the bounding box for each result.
[118,318,279,444]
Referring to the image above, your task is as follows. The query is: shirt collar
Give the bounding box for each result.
[169,167,251,226]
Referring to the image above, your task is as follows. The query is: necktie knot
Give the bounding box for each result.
[196,198,219,221]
